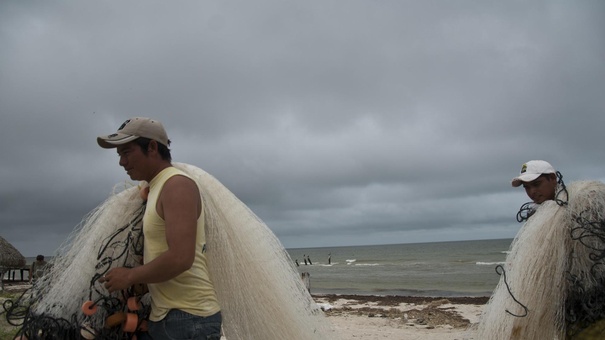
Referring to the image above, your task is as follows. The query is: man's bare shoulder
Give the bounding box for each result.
[162,174,200,198]
[165,173,196,185]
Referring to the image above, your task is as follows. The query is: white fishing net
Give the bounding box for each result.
[32,184,145,332]
[476,181,605,339]
[175,162,334,340]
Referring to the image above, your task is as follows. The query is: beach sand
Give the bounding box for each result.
[1,282,486,339]
[315,294,486,340]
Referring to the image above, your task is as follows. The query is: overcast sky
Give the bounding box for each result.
[1,1,604,257]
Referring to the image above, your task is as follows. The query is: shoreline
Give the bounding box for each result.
[312,293,489,305]
[2,281,491,305]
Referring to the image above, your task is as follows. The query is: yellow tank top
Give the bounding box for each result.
[143,167,220,321]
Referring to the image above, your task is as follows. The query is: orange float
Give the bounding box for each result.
[123,313,138,333]
[81,300,98,316]
[127,296,140,311]
[105,312,127,328]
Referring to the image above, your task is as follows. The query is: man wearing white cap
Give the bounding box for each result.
[511,160,558,204]
[479,160,605,339]
[97,117,222,340]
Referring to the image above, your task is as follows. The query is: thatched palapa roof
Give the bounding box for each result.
[0,235,26,269]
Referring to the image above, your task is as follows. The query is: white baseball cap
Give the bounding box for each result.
[97,117,170,148]
[511,160,556,187]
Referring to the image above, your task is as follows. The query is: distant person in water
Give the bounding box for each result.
[307,255,312,265]
[295,259,299,267]
[303,255,308,265]
[328,253,331,265]
[30,255,47,283]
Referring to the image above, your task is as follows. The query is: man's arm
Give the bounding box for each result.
[102,175,201,292]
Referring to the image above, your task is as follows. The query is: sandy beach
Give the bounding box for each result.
[316,294,485,340]
[1,282,486,339]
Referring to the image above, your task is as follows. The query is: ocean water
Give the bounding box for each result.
[288,238,512,297]
[7,239,511,297]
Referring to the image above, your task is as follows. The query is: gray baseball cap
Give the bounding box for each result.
[97,117,170,148]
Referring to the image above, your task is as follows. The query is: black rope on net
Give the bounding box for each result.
[2,288,82,340]
[565,202,605,336]
[495,265,528,317]
[7,203,148,340]
[17,313,79,340]
[565,273,605,337]
[96,205,145,269]
[516,202,536,223]
[91,205,145,300]
[555,171,569,207]
[6,287,139,339]
[17,313,141,340]
[570,211,605,273]
[80,203,149,339]
[576,221,605,261]
[2,289,29,326]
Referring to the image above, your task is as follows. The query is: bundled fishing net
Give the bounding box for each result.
[4,162,333,340]
[476,181,605,339]
[2,184,147,339]
[175,162,334,340]
[476,200,569,339]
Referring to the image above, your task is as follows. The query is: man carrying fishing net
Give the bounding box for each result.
[477,160,605,340]
[97,117,222,339]
[7,116,333,339]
